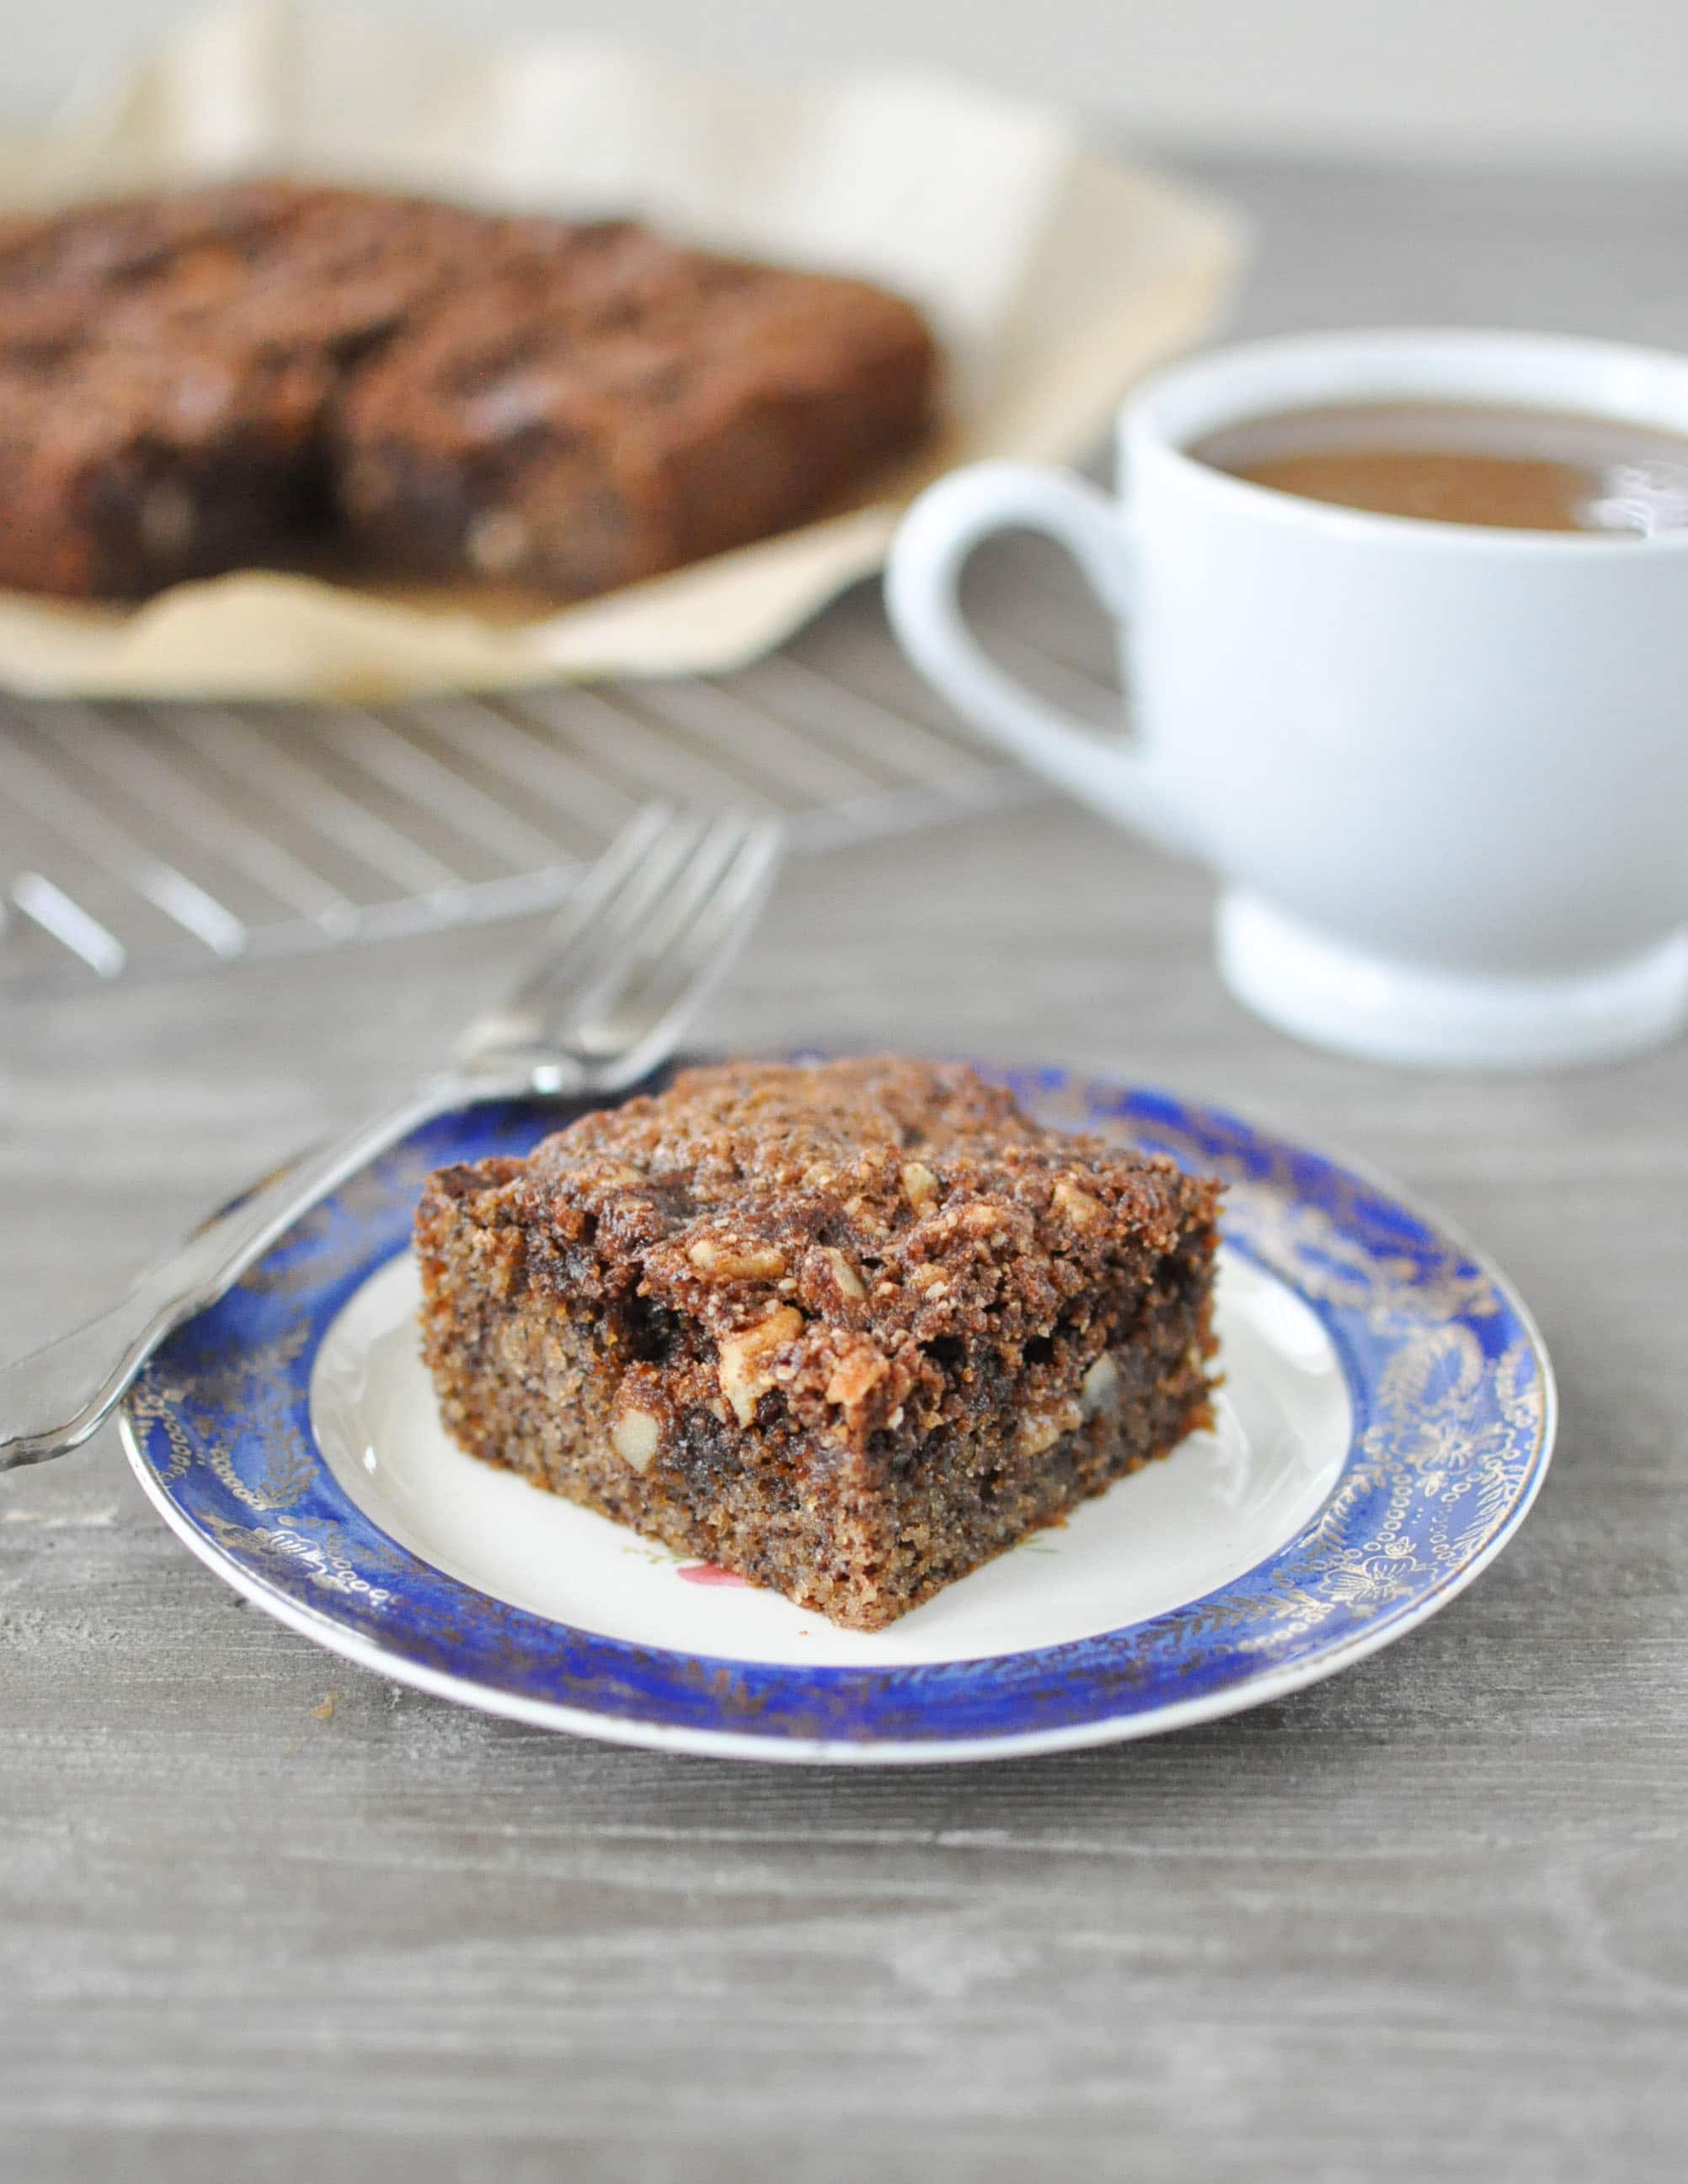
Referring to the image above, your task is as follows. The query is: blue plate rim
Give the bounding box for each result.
[119,1065,1557,1765]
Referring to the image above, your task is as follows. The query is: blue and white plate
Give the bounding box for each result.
[122,1067,1555,1765]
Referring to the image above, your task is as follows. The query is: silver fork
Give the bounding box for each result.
[0,804,783,1472]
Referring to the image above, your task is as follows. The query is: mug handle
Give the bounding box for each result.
[885,460,1193,854]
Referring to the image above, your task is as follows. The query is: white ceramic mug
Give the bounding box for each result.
[885,328,1688,1068]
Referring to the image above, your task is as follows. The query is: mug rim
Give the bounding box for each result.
[1120,326,1688,555]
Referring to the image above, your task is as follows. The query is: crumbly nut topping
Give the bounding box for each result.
[435,1058,1221,1448]
[1052,1177,1103,1228]
[822,1339,892,1413]
[717,1305,804,1426]
[900,1160,939,1213]
[815,1245,868,1302]
[687,1236,788,1281]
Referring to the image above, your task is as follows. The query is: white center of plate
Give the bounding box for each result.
[310,1248,1349,1667]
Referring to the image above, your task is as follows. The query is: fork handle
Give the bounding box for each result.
[0,1076,474,1472]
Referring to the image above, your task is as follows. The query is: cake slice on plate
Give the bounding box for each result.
[415,1057,1220,1630]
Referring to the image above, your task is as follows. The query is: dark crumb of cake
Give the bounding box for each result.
[0,181,938,601]
[415,1057,1221,1631]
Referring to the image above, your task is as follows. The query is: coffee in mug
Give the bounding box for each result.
[1190,399,1688,535]
[885,330,1688,1069]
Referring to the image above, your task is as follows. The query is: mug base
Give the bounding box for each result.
[1216,892,1688,1070]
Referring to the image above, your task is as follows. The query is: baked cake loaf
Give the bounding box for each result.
[0,183,937,599]
[415,1058,1220,1631]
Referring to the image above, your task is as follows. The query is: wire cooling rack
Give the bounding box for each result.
[0,537,1115,995]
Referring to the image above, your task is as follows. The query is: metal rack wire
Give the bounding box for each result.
[0,538,1114,995]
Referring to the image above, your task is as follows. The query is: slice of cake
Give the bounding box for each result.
[415,1059,1220,1631]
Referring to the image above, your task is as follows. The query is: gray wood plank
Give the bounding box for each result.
[4,158,1688,2183]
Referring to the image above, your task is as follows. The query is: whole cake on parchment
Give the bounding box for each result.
[415,1058,1221,1631]
[0,182,937,601]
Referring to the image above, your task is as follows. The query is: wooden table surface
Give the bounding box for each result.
[4,159,1686,2183]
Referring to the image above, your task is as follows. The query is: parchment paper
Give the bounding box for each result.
[0,0,1246,700]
